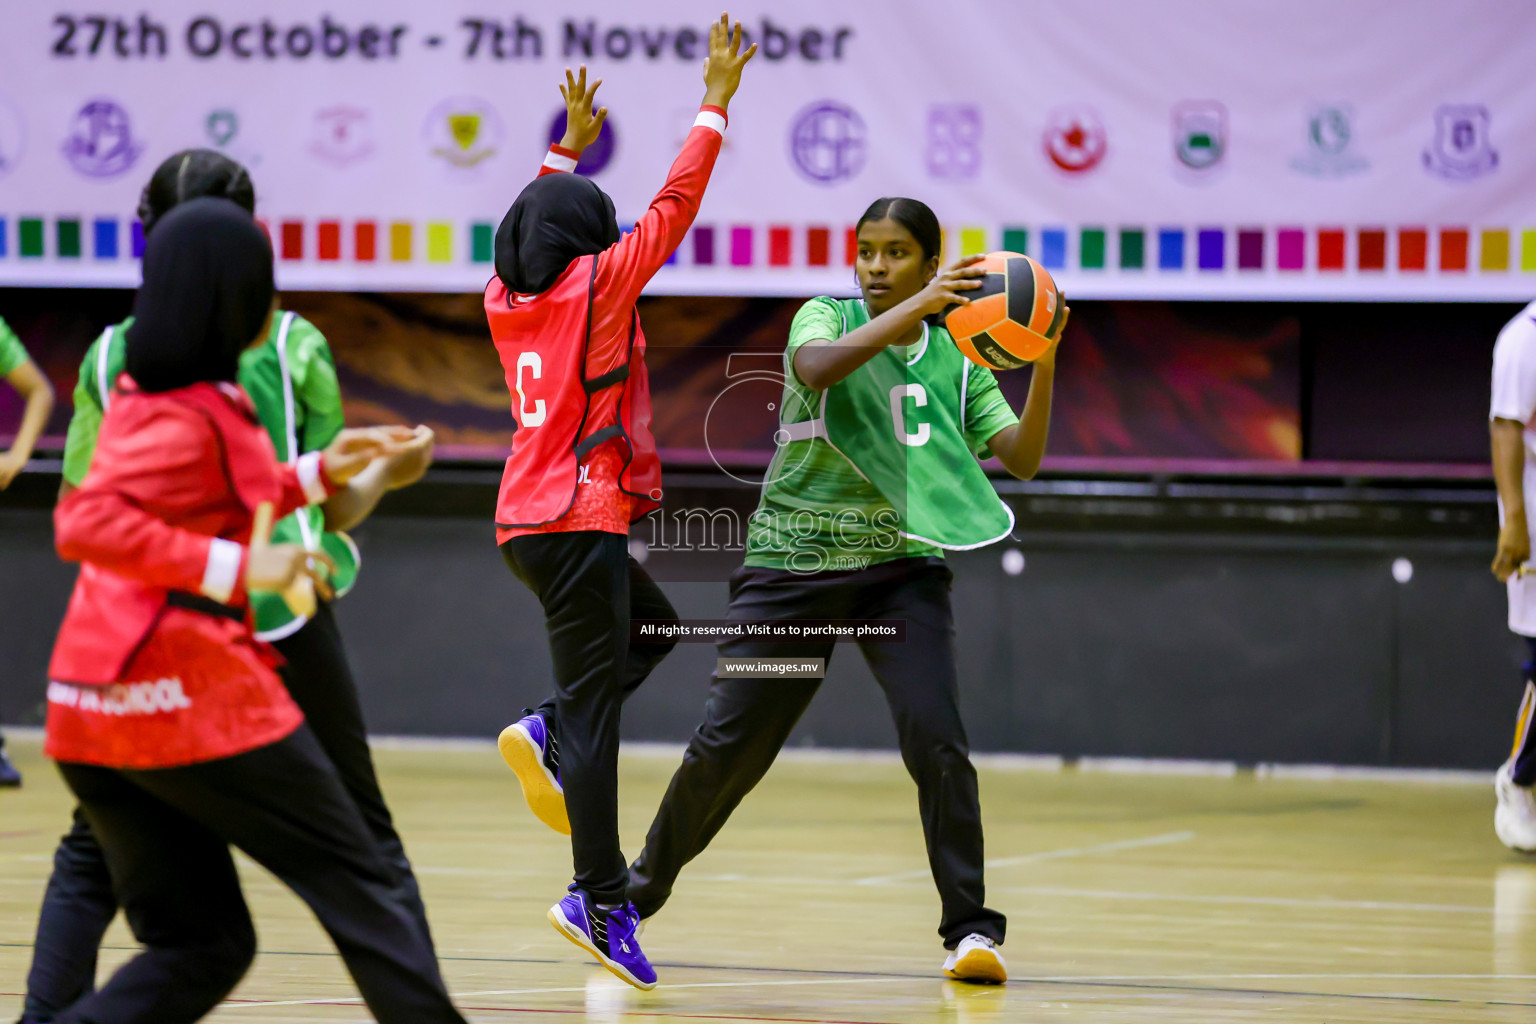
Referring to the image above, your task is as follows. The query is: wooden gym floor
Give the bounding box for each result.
[2,734,1534,1022]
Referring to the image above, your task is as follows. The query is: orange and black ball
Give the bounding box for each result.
[944,252,1065,370]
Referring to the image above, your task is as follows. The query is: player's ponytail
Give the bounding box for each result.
[137,150,257,238]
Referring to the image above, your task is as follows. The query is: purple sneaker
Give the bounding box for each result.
[498,711,568,835]
[547,886,657,990]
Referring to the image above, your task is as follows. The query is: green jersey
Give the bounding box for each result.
[747,297,1020,573]
[62,311,357,638]
[0,317,29,377]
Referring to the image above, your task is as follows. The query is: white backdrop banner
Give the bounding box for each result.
[1,0,1533,300]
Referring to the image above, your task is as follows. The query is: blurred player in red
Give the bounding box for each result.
[485,14,753,990]
[43,197,466,1023]
[1489,297,1536,853]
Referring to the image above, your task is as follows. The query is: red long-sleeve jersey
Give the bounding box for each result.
[46,379,334,768]
[488,106,726,540]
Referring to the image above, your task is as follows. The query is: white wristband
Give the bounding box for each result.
[297,451,328,505]
[201,538,243,603]
[693,110,727,136]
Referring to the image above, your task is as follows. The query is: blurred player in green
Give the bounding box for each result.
[0,315,56,786]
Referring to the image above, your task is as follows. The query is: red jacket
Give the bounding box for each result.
[487,108,726,534]
[46,379,335,768]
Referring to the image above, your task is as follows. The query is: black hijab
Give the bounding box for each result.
[494,173,620,295]
[126,197,274,393]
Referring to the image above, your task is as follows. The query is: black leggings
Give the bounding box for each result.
[627,557,1007,948]
[501,531,678,904]
[54,727,464,1024]
[21,602,434,1022]
[1513,637,1536,787]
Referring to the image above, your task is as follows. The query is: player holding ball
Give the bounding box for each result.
[622,200,1067,984]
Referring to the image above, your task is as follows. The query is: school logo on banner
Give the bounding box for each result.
[205,109,239,148]
[425,97,504,171]
[546,108,616,175]
[1172,101,1226,171]
[308,106,374,167]
[0,95,25,179]
[1042,106,1106,174]
[1289,104,1368,178]
[204,107,261,169]
[789,101,867,184]
[62,99,143,179]
[926,104,982,181]
[1423,104,1497,180]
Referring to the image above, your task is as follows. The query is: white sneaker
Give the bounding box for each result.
[942,933,1007,984]
[1495,760,1536,853]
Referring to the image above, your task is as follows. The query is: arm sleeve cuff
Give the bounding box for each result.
[542,146,580,174]
[297,451,330,505]
[694,106,728,135]
[201,537,244,604]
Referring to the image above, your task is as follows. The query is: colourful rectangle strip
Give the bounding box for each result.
[427,222,452,264]
[1158,229,1184,270]
[57,219,81,259]
[472,223,494,264]
[1398,228,1427,271]
[960,227,987,258]
[20,218,43,258]
[1277,228,1304,270]
[0,218,7,258]
[1318,229,1345,271]
[355,222,377,262]
[1080,228,1105,269]
[693,226,715,266]
[93,219,117,260]
[1197,228,1223,270]
[806,226,829,267]
[389,222,412,262]
[730,226,752,266]
[1040,228,1066,269]
[1440,228,1468,271]
[1358,229,1386,271]
[1118,229,1143,270]
[1237,228,1263,270]
[281,221,304,261]
[769,226,791,267]
[318,221,341,261]
[1481,229,1510,271]
[14,216,1536,281]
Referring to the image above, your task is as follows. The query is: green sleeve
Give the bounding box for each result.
[963,362,1020,458]
[61,338,106,486]
[784,297,845,390]
[0,318,28,377]
[287,317,345,453]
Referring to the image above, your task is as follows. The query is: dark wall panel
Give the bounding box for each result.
[1,505,1519,771]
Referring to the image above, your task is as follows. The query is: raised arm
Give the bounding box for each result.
[545,16,755,307]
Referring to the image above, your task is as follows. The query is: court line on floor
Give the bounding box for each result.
[854,830,1196,885]
[669,872,1529,916]
[219,976,900,1009]
[985,883,1531,915]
